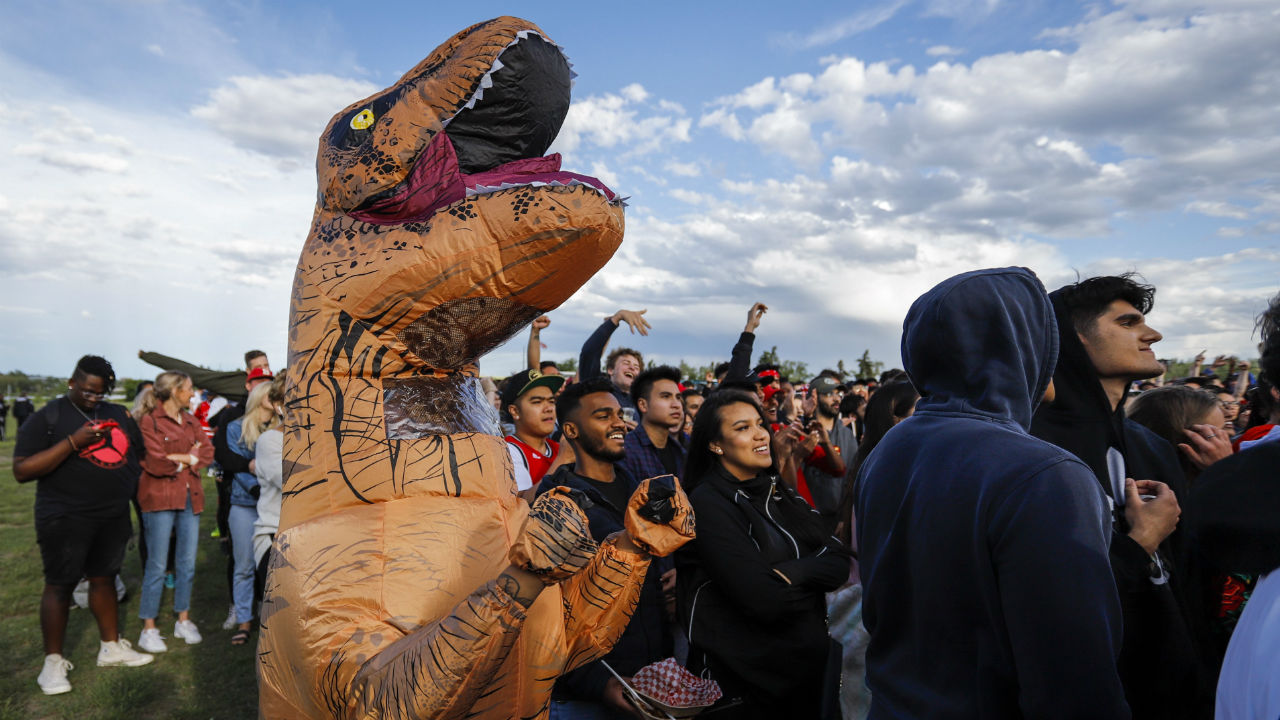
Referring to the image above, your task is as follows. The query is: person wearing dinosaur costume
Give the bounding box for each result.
[256,16,696,720]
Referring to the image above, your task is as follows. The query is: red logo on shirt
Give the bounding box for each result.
[82,424,129,469]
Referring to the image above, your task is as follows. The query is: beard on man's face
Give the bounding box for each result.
[578,429,625,463]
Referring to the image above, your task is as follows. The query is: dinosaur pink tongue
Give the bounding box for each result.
[351,131,616,225]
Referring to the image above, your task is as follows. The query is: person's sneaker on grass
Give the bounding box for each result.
[221,603,238,630]
[97,638,154,667]
[174,619,203,645]
[37,655,73,695]
[138,627,167,653]
[164,572,175,589]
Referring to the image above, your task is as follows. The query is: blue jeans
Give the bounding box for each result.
[228,503,259,624]
[139,495,199,619]
[548,699,630,720]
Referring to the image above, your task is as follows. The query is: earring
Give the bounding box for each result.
[711,447,723,455]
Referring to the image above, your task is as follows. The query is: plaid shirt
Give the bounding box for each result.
[619,425,686,485]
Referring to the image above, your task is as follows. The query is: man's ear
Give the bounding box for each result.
[637,397,649,416]
[562,421,579,440]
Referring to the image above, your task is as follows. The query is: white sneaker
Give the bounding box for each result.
[137,627,168,653]
[174,619,203,645]
[37,654,73,695]
[221,604,237,630]
[98,638,155,667]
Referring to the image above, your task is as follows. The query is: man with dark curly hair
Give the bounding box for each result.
[1031,273,1202,718]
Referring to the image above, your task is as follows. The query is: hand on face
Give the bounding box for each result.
[1178,408,1232,469]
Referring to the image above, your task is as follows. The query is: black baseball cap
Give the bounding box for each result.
[500,368,566,409]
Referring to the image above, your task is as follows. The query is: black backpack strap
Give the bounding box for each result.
[44,398,61,444]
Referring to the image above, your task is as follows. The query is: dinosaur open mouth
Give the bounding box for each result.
[351,31,617,225]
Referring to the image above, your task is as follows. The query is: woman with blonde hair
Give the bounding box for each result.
[224,379,282,645]
[252,372,287,606]
[136,371,213,653]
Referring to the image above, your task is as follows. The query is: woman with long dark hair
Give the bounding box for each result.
[677,390,849,719]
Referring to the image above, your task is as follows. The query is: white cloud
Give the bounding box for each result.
[926,45,964,56]
[665,160,701,177]
[921,0,1001,20]
[620,83,649,103]
[779,1,911,49]
[699,1,1280,238]
[145,44,164,57]
[13,144,129,173]
[1185,200,1251,219]
[190,74,378,163]
[552,87,692,160]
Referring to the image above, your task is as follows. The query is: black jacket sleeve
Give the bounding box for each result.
[213,405,249,478]
[724,332,755,382]
[577,319,618,383]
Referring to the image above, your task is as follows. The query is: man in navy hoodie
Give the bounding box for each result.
[856,267,1129,719]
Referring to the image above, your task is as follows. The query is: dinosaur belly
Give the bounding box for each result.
[260,487,572,718]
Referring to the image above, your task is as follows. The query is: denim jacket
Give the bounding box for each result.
[225,417,260,507]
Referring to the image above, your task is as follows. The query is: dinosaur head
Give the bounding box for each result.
[296,16,624,377]
[317,16,613,219]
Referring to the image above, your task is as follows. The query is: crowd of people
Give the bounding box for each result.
[11,350,286,695]
[8,267,1279,719]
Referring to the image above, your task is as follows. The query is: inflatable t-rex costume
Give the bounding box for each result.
[258,17,694,719]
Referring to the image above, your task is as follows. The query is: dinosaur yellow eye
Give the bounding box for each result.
[350,109,375,130]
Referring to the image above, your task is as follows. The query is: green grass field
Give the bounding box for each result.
[0,412,259,720]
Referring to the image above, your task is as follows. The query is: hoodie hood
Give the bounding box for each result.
[902,267,1057,430]
[1030,287,1130,487]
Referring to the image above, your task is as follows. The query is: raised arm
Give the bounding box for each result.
[725,302,767,382]
[526,315,550,371]
[578,309,649,381]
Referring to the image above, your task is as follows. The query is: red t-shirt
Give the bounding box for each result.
[505,435,560,485]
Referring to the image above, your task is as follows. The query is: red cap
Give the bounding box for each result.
[247,367,274,382]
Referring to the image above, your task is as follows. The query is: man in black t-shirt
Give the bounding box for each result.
[13,355,154,695]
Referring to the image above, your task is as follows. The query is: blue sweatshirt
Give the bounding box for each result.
[855,267,1129,719]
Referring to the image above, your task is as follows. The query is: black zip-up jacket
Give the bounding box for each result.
[676,466,848,713]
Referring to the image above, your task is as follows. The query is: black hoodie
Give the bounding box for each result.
[1031,286,1203,719]
[857,267,1128,719]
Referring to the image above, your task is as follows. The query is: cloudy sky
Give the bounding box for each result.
[1,0,1277,382]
